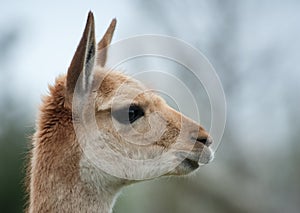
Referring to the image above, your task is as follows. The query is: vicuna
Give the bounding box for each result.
[27,12,214,213]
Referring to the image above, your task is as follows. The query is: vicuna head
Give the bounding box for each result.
[28,12,214,213]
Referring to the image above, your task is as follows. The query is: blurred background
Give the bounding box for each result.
[1,0,299,212]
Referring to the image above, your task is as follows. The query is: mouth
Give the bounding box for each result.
[174,146,214,174]
[181,158,199,170]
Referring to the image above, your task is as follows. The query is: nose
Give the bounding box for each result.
[196,136,213,146]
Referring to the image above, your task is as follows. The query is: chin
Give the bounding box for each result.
[171,159,200,176]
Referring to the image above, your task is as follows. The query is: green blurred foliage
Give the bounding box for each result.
[0,107,29,212]
[0,26,31,213]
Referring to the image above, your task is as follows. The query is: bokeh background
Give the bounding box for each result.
[1,0,299,212]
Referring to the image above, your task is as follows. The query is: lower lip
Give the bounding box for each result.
[182,158,199,169]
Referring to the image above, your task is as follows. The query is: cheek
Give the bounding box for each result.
[125,113,179,147]
[155,124,180,147]
[131,117,150,133]
[146,112,169,140]
[111,115,167,146]
[133,113,170,145]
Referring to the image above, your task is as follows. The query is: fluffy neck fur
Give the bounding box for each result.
[27,76,121,213]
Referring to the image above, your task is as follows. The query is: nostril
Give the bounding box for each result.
[196,137,208,145]
[196,136,213,146]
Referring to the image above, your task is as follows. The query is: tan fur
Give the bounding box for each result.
[27,12,213,213]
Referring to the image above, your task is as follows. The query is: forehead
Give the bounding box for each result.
[94,69,165,109]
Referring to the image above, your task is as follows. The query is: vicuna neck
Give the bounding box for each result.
[27,76,120,213]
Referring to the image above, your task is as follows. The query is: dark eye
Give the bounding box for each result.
[112,104,144,124]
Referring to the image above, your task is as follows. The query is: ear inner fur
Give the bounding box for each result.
[66,11,96,100]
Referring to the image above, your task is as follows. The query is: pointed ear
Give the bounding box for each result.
[66,11,96,97]
[97,18,117,67]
